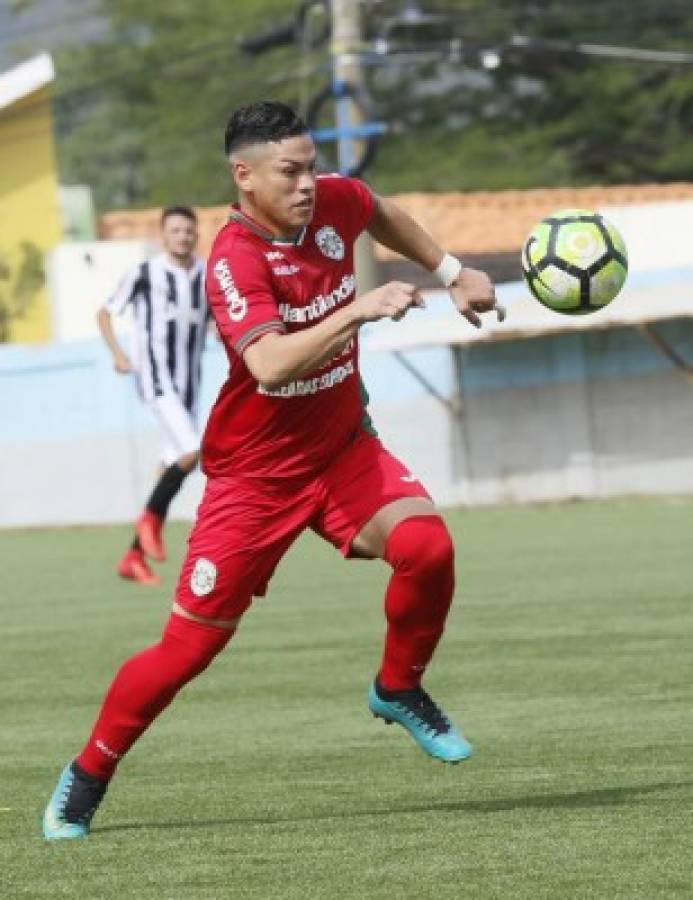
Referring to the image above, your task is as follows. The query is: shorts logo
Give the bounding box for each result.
[315,225,345,261]
[401,473,418,483]
[213,258,247,322]
[190,558,217,597]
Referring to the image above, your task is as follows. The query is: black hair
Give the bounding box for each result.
[224,101,308,156]
[161,205,197,225]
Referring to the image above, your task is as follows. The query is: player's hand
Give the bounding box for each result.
[113,351,132,374]
[449,267,504,329]
[355,281,425,324]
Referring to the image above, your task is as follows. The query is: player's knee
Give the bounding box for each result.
[178,450,200,472]
[159,612,233,683]
[385,515,455,581]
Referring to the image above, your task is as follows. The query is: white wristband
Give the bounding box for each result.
[433,253,463,288]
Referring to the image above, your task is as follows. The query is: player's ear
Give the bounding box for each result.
[230,155,253,192]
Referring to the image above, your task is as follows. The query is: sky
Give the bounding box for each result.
[0,0,105,71]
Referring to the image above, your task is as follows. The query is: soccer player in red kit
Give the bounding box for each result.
[43,101,499,839]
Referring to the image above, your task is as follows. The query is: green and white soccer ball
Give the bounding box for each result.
[521,209,628,315]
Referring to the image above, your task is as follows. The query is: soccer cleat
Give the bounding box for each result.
[368,679,473,764]
[43,762,108,840]
[117,547,161,586]
[136,511,166,561]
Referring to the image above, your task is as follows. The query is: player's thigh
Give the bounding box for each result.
[313,432,433,559]
[176,475,314,621]
[150,393,199,465]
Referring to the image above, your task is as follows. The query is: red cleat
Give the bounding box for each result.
[117,548,161,586]
[136,511,166,562]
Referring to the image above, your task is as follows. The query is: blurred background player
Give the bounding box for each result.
[43,101,499,840]
[96,206,209,586]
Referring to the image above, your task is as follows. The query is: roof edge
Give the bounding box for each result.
[0,52,55,113]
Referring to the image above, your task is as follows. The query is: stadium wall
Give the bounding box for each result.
[361,314,693,508]
[3,286,693,526]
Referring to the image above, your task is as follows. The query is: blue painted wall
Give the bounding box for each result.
[2,280,693,447]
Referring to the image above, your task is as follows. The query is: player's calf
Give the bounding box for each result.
[370,515,471,761]
[42,613,234,839]
[379,515,455,691]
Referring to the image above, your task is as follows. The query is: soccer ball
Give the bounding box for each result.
[521,209,628,315]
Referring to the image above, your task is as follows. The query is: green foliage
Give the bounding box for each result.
[51,0,693,209]
[55,0,303,209]
[370,0,693,191]
[0,241,44,342]
[8,0,37,12]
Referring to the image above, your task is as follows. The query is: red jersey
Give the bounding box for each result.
[203,174,374,479]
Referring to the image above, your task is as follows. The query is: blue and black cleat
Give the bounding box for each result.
[368,679,473,764]
[43,761,108,841]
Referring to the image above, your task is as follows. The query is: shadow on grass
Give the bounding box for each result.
[96,780,692,835]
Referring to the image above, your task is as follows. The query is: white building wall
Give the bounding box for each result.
[47,240,155,341]
[600,202,693,273]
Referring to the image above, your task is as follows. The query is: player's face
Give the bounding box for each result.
[234,134,317,237]
[161,214,198,260]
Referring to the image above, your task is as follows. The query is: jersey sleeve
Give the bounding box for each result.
[207,237,286,355]
[319,174,374,238]
[103,265,143,316]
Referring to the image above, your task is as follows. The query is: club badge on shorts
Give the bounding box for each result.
[315,225,345,261]
[190,558,217,597]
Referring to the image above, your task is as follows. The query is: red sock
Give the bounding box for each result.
[378,516,455,691]
[76,613,233,781]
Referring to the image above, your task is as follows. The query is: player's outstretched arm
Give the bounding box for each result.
[366,192,500,328]
[96,307,132,373]
[243,282,423,391]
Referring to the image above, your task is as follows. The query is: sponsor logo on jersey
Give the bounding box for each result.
[258,360,355,398]
[272,265,300,276]
[265,251,284,261]
[213,258,247,322]
[315,225,345,261]
[278,273,355,324]
[190,558,217,597]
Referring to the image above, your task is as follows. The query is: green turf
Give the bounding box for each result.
[1,499,692,898]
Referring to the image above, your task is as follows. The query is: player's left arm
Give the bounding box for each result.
[366,191,500,328]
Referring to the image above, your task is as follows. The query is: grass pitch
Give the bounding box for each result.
[1,499,692,899]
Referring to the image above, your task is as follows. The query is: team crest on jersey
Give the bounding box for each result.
[315,226,345,261]
[190,558,217,597]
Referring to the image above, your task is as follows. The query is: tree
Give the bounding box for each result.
[370,0,693,191]
[0,242,45,343]
[50,0,693,208]
[54,0,304,210]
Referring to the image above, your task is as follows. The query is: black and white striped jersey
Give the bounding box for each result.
[104,253,209,411]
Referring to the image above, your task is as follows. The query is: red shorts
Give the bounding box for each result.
[176,432,430,620]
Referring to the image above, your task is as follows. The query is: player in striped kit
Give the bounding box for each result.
[97,206,209,585]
